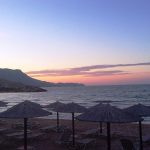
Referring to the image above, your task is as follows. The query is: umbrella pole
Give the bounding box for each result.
[72,112,75,146]
[57,112,59,132]
[99,122,103,133]
[24,118,27,150]
[139,121,143,150]
[107,122,111,150]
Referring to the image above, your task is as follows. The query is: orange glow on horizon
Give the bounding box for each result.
[28,72,150,85]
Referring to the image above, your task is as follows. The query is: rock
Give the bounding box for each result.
[0,79,47,93]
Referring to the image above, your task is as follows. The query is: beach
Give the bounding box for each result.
[0,118,150,150]
[0,85,150,149]
[1,1,150,149]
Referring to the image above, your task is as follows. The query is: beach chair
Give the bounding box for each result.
[40,125,57,132]
[28,120,41,129]
[15,132,44,142]
[81,128,99,137]
[57,125,68,132]
[76,138,96,150]
[0,128,11,134]
[0,119,6,125]
[17,145,35,150]
[6,130,32,139]
[143,135,150,143]
[55,130,72,146]
[120,139,138,150]
[81,128,105,137]
[40,125,67,133]
[12,122,24,129]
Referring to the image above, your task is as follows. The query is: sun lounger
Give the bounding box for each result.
[17,145,35,150]
[0,119,6,125]
[120,139,138,150]
[76,138,96,150]
[0,127,22,136]
[12,123,24,129]
[81,128,105,137]
[81,128,99,136]
[40,125,67,132]
[28,133,44,139]
[55,130,72,145]
[142,135,150,143]
[6,132,25,138]
[40,125,57,132]
[28,121,41,129]
[57,125,69,132]
[15,132,44,140]
[112,127,136,138]
[6,130,31,138]
[0,128,10,133]
[12,121,40,130]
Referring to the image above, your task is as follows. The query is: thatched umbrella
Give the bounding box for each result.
[76,103,142,150]
[0,100,52,150]
[124,103,150,117]
[53,102,87,146]
[45,101,66,132]
[87,102,104,134]
[124,103,150,150]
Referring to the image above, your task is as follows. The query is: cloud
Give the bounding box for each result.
[29,70,128,77]
[26,62,150,77]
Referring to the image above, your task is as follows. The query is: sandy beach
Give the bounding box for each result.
[0,118,150,150]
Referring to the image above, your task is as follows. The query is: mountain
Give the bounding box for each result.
[0,69,53,87]
[0,69,84,87]
[0,79,46,92]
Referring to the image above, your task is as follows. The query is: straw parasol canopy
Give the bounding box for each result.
[0,100,52,150]
[44,101,66,109]
[123,103,150,150]
[0,100,50,118]
[53,102,87,146]
[53,102,87,113]
[124,103,150,117]
[45,101,67,132]
[77,103,141,123]
[76,103,142,150]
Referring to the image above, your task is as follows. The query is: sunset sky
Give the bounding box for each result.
[0,0,150,85]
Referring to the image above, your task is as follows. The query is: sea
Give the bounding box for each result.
[0,84,150,123]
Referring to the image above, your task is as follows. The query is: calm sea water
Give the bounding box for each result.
[0,84,150,122]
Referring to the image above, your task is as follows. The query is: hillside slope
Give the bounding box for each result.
[0,69,84,87]
[0,69,56,87]
[0,79,46,92]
